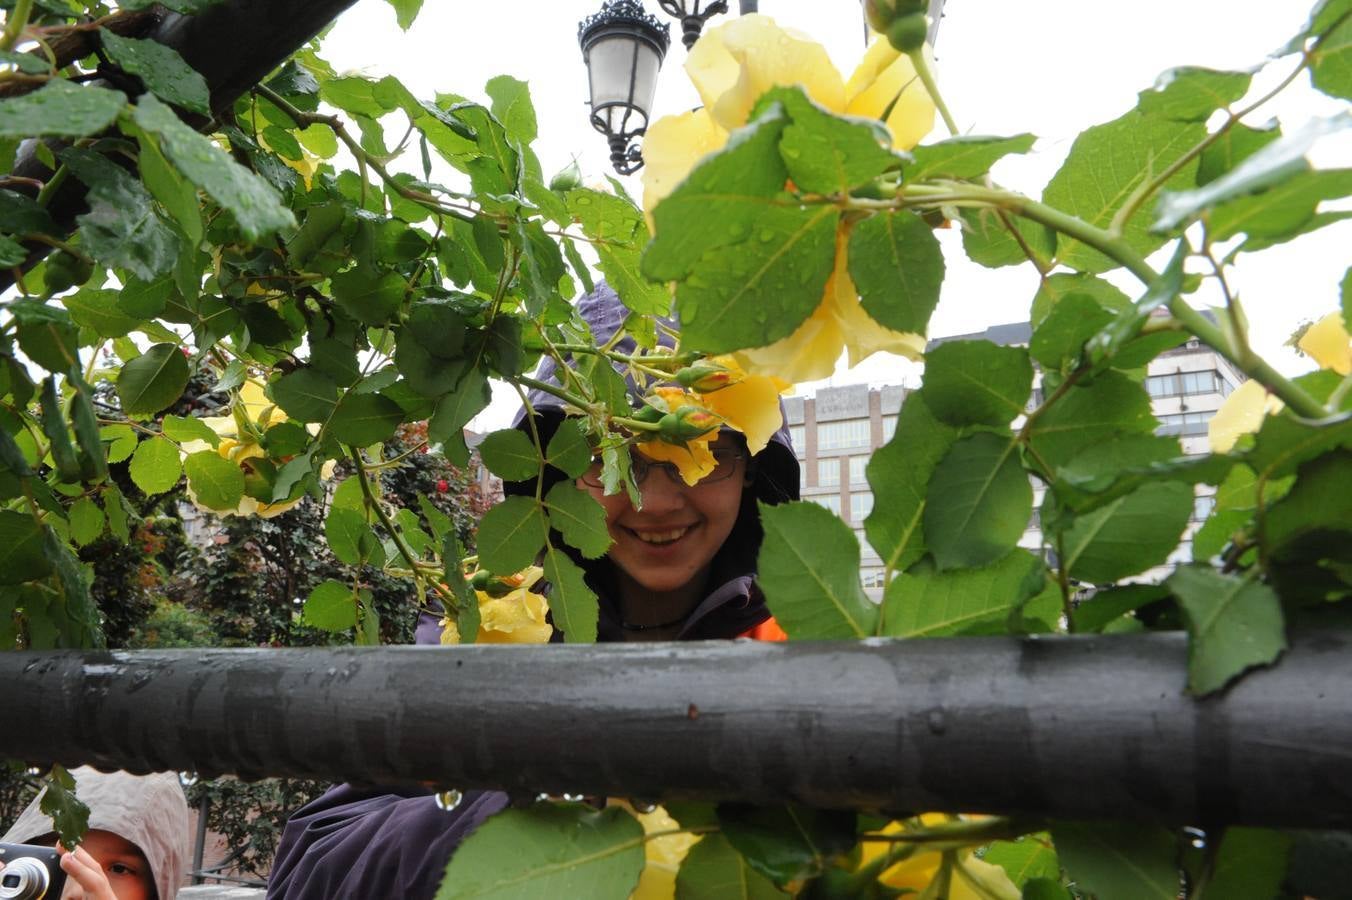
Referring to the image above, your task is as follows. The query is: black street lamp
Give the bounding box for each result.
[579,0,672,175]
[656,0,729,50]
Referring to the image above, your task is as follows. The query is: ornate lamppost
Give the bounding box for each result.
[578,0,672,175]
[656,0,729,50]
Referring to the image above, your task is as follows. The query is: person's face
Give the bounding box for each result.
[581,437,749,596]
[61,830,154,900]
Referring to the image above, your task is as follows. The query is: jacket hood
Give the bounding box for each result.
[2,767,190,900]
[508,281,800,506]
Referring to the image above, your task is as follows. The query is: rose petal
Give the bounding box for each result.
[702,371,784,455]
[636,438,717,486]
[688,15,846,132]
[1208,379,1283,453]
[640,107,728,224]
[844,39,936,150]
[1298,311,1352,375]
[732,301,844,384]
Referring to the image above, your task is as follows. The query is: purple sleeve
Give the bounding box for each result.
[266,784,509,900]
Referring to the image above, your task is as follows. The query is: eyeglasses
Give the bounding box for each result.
[580,445,745,488]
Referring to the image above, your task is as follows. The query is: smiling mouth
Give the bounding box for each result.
[629,526,693,545]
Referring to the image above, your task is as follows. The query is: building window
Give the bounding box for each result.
[817,420,870,451]
[848,456,868,486]
[1148,370,1225,398]
[789,425,805,453]
[850,492,874,522]
[861,567,887,589]
[881,415,898,442]
[1156,411,1214,436]
[811,494,841,514]
[817,458,840,487]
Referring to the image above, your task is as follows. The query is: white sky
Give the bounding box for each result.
[321,1,1351,431]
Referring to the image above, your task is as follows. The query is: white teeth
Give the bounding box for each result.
[633,527,690,544]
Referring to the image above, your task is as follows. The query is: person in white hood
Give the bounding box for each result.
[1,767,189,900]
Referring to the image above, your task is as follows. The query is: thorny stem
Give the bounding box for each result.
[349,447,457,608]
[511,380,547,503]
[893,183,1327,419]
[0,0,35,52]
[907,48,958,136]
[857,816,1033,846]
[514,375,595,414]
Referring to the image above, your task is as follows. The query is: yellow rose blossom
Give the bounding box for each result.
[694,358,787,456]
[178,380,334,518]
[1297,311,1352,375]
[622,803,700,900]
[642,15,937,384]
[1207,380,1285,454]
[635,386,719,486]
[440,566,553,645]
[856,817,1019,899]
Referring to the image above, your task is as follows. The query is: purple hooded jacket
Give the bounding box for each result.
[267,284,800,900]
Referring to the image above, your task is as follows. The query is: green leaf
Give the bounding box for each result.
[907,133,1036,181]
[1025,371,1157,470]
[119,276,173,319]
[541,545,598,643]
[0,188,59,235]
[476,495,548,574]
[161,414,219,447]
[1071,584,1168,633]
[44,526,100,647]
[1057,481,1193,584]
[0,50,52,75]
[1044,110,1204,271]
[513,219,565,317]
[674,203,839,355]
[324,506,371,567]
[1050,823,1179,900]
[1153,113,1350,232]
[865,392,959,572]
[1206,828,1291,900]
[757,501,877,639]
[544,482,611,559]
[1263,451,1352,603]
[0,234,24,266]
[304,580,358,632]
[769,86,900,194]
[1028,294,1115,372]
[184,450,244,511]
[58,147,180,280]
[1198,123,1281,186]
[129,436,182,496]
[960,205,1056,270]
[1136,66,1252,121]
[63,289,142,339]
[882,549,1045,637]
[39,376,80,483]
[922,341,1032,427]
[1168,566,1286,695]
[132,94,295,242]
[437,804,644,900]
[1311,8,1352,100]
[923,432,1030,571]
[67,497,105,548]
[117,343,189,416]
[675,832,782,899]
[428,371,491,465]
[485,74,536,144]
[547,419,593,478]
[1210,168,1352,242]
[330,265,406,325]
[329,392,403,446]
[102,484,130,542]
[981,835,1059,887]
[39,766,90,847]
[0,79,125,138]
[717,804,855,887]
[479,428,541,481]
[643,107,789,280]
[1030,272,1131,328]
[848,210,944,334]
[99,29,210,116]
[1247,408,1352,479]
[0,509,51,583]
[272,368,338,423]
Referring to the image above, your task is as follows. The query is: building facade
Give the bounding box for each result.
[784,322,1245,594]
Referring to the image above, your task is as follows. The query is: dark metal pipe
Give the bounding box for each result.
[3,631,1351,827]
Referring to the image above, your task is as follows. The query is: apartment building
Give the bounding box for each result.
[785,321,1244,593]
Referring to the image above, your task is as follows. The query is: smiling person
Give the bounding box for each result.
[0,768,189,900]
[269,283,800,899]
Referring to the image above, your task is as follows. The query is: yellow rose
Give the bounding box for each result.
[1207,380,1284,454]
[636,387,719,485]
[641,15,936,384]
[856,817,1019,899]
[625,804,700,900]
[178,379,334,518]
[1298,311,1352,375]
[698,357,789,456]
[442,566,553,645]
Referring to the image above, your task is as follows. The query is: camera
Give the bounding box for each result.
[0,843,66,900]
